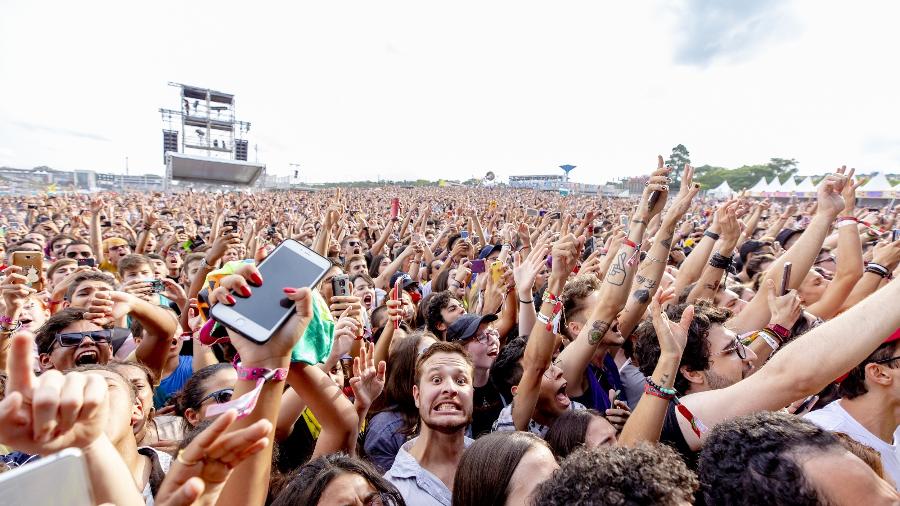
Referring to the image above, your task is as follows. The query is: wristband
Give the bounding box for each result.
[837,220,858,228]
[643,382,675,400]
[758,328,780,351]
[836,216,858,223]
[200,257,214,270]
[704,230,720,241]
[766,324,791,340]
[518,297,533,305]
[206,363,288,420]
[622,238,638,249]
[865,263,891,280]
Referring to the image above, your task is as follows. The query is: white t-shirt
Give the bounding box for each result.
[805,399,900,488]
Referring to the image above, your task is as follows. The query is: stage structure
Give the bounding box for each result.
[160,83,265,188]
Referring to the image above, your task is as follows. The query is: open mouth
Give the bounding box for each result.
[19,318,33,329]
[363,294,373,307]
[487,347,499,357]
[433,401,461,414]
[74,349,100,366]
[556,383,570,407]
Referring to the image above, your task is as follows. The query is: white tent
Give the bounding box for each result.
[781,176,798,193]
[708,180,734,198]
[748,177,769,196]
[857,173,895,198]
[765,177,783,194]
[795,176,817,197]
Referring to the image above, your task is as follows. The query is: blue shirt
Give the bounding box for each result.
[364,410,409,473]
[385,436,473,506]
[154,355,193,409]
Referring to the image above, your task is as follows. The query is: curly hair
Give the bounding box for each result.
[425,290,459,337]
[699,411,838,506]
[560,275,601,341]
[533,443,698,505]
[633,301,731,395]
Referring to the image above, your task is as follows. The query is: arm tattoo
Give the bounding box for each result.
[660,237,672,249]
[636,274,658,290]
[589,320,611,345]
[606,252,627,286]
[632,288,650,304]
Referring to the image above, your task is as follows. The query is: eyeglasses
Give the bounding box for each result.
[54,329,113,348]
[347,241,360,247]
[109,245,130,252]
[363,492,391,506]
[199,388,234,405]
[716,336,748,360]
[66,251,93,259]
[873,355,900,365]
[466,327,499,346]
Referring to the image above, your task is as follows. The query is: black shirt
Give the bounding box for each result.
[472,380,505,438]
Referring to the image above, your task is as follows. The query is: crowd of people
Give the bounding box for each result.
[0,158,899,505]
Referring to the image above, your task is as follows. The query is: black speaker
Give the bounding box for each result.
[163,130,178,162]
[235,139,249,161]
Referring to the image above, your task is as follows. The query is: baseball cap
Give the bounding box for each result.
[390,271,418,291]
[446,313,498,342]
[478,244,502,260]
[775,229,802,249]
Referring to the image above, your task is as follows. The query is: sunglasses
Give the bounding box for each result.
[199,388,234,405]
[54,329,113,348]
[347,241,360,247]
[66,251,93,258]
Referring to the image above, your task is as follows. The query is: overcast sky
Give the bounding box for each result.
[1,0,899,185]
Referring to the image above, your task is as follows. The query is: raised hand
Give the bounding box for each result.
[764,278,802,329]
[638,156,673,220]
[550,233,583,283]
[816,171,850,219]
[512,242,550,301]
[349,342,386,412]
[650,288,693,359]
[838,166,863,215]
[2,266,35,319]
[0,332,108,455]
[155,410,271,506]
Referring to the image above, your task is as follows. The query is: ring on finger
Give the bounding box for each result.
[176,449,201,466]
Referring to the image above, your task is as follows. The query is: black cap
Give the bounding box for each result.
[446,313,498,342]
[389,271,418,291]
[775,229,802,250]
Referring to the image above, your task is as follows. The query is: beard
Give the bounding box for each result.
[704,370,740,391]
[421,415,471,435]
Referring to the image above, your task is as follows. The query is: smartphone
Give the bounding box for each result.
[76,258,96,267]
[12,251,44,292]
[331,274,350,297]
[620,215,628,226]
[101,220,112,228]
[0,448,93,506]
[780,262,792,296]
[147,279,164,294]
[211,240,332,344]
[390,198,400,220]
[189,235,206,251]
[390,280,401,329]
[893,229,900,242]
[27,204,38,210]
[460,230,469,240]
[470,259,486,274]
[549,212,561,220]
[267,225,277,237]
[490,261,504,283]
[223,219,238,232]
[526,208,539,217]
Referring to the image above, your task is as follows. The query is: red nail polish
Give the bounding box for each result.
[226,295,236,304]
[250,272,263,285]
[283,287,297,294]
[240,286,252,297]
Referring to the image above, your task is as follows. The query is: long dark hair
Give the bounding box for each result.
[452,431,549,506]
[369,254,389,278]
[376,331,434,437]
[545,408,604,460]
[172,363,232,427]
[271,453,405,506]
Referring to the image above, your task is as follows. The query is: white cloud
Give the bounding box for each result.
[1,0,899,183]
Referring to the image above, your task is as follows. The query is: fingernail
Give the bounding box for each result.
[283,287,297,294]
[250,272,263,286]
[226,295,236,304]
[239,286,252,297]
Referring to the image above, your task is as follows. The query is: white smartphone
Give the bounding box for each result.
[211,239,331,344]
[0,448,93,506]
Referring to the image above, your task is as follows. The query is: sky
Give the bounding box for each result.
[1,0,899,185]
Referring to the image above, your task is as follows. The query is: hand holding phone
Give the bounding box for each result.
[12,251,44,292]
[780,262,792,296]
[470,259,486,274]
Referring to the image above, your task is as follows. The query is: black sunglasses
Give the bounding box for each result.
[199,388,233,405]
[66,251,93,258]
[54,329,112,348]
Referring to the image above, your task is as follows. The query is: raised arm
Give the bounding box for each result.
[89,197,105,266]
[619,289,692,446]
[686,202,740,303]
[840,239,900,310]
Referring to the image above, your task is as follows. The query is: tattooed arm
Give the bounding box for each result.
[559,158,672,398]
[687,201,740,303]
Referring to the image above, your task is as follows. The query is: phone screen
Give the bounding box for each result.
[211,240,330,343]
[471,259,485,273]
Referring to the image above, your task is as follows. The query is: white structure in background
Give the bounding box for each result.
[748,177,769,197]
[857,172,896,199]
[708,180,734,198]
[795,176,817,198]
[781,175,799,194]
[765,177,783,195]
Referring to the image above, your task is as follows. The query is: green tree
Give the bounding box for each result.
[665,144,691,190]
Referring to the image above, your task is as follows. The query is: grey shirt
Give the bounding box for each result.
[384,436,473,506]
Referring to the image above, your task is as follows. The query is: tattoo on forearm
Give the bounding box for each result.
[660,237,672,249]
[589,320,611,345]
[636,274,658,290]
[606,252,627,286]
[633,288,650,304]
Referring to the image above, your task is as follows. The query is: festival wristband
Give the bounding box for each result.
[205,364,288,420]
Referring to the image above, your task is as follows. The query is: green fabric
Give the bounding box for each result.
[290,290,335,365]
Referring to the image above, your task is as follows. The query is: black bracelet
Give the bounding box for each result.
[709,252,733,270]
[865,263,890,279]
[704,230,720,241]
[519,297,533,305]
